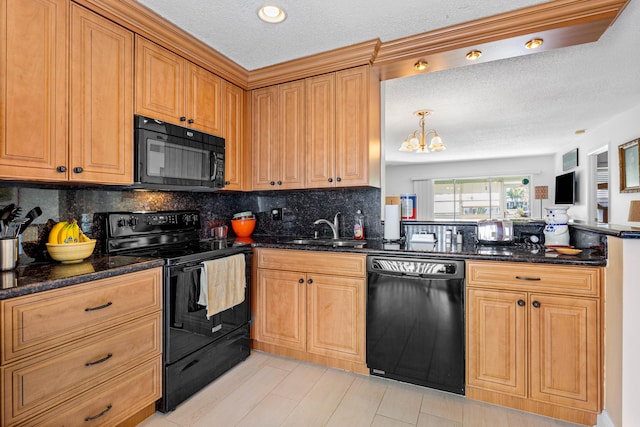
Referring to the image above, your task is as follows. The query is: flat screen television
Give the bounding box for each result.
[554,171,576,205]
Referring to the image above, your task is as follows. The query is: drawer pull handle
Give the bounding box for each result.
[85,353,113,367]
[84,404,112,422]
[515,276,541,281]
[85,302,112,312]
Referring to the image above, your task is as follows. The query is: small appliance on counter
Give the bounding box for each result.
[543,206,570,246]
[476,219,514,245]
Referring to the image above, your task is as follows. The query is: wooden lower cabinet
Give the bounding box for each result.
[466,261,602,426]
[0,268,163,426]
[253,249,367,373]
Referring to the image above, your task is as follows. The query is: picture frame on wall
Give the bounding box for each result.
[619,138,640,193]
[562,148,579,171]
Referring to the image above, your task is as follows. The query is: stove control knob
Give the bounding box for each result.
[128,217,138,227]
[117,218,127,227]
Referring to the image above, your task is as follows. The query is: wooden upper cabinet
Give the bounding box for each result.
[0,0,68,181]
[186,62,222,135]
[1,0,134,185]
[135,36,222,135]
[278,81,305,189]
[222,81,245,190]
[251,81,305,190]
[135,36,185,124]
[305,74,336,188]
[69,4,133,185]
[305,65,381,189]
[252,86,278,190]
[335,66,379,187]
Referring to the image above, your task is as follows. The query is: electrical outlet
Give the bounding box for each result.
[271,208,283,221]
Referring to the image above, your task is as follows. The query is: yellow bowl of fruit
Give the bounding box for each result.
[46,219,96,263]
[46,240,96,264]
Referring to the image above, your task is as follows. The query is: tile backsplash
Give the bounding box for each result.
[0,184,382,243]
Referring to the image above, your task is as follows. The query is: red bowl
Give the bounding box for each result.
[231,218,256,237]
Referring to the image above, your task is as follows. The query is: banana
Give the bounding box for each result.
[48,221,68,244]
[58,222,72,244]
[79,229,90,243]
[49,220,89,244]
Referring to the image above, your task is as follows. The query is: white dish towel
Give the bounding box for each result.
[197,254,246,318]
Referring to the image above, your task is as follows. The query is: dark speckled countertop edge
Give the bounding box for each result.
[0,256,165,300]
[2,234,607,301]
[249,237,607,266]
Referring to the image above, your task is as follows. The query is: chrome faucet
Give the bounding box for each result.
[313,212,340,239]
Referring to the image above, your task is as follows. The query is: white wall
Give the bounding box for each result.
[554,103,640,225]
[385,155,556,219]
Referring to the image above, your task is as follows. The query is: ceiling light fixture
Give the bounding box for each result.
[466,50,482,60]
[414,60,429,71]
[399,110,445,154]
[258,4,286,24]
[525,38,544,49]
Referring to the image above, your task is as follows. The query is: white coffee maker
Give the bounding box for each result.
[543,206,570,246]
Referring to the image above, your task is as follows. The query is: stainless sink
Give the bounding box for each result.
[286,238,331,245]
[328,239,366,247]
[284,238,366,248]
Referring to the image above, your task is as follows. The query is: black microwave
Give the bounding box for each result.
[133,115,225,191]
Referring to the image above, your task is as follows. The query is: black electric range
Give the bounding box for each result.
[99,210,252,413]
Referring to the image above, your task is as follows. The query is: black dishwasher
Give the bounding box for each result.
[366,256,465,395]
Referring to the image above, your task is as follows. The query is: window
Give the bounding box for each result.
[432,176,531,220]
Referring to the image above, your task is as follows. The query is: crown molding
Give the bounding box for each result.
[373,0,629,80]
[246,40,381,90]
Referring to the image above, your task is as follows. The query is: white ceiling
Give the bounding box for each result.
[136,0,640,165]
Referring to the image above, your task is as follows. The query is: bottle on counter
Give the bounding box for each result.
[354,210,365,240]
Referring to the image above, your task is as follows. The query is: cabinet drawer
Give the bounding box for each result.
[1,268,162,363]
[1,313,161,427]
[28,356,161,427]
[256,249,366,277]
[467,261,601,296]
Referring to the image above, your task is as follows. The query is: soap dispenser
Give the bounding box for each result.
[354,210,365,240]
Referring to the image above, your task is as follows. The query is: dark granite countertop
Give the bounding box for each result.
[248,236,607,266]
[2,232,607,301]
[569,221,640,238]
[0,255,165,300]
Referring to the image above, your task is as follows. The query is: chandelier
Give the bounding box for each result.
[399,110,445,153]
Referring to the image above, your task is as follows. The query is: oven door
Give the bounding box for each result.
[164,254,251,365]
[135,128,225,189]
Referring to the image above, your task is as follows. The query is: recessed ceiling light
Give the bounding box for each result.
[414,60,429,71]
[525,38,544,49]
[465,50,482,60]
[258,5,286,24]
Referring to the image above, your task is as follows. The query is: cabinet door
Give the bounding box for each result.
[222,81,245,190]
[335,66,369,186]
[277,80,305,189]
[254,268,306,351]
[307,273,365,363]
[529,294,599,411]
[0,0,68,181]
[69,4,133,185]
[186,62,222,135]
[135,36,185,125]
[305,74,335,188]
[251,86,278,190]
[467,288,527,398]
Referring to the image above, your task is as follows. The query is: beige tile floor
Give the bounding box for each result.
[139,351,584,427]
